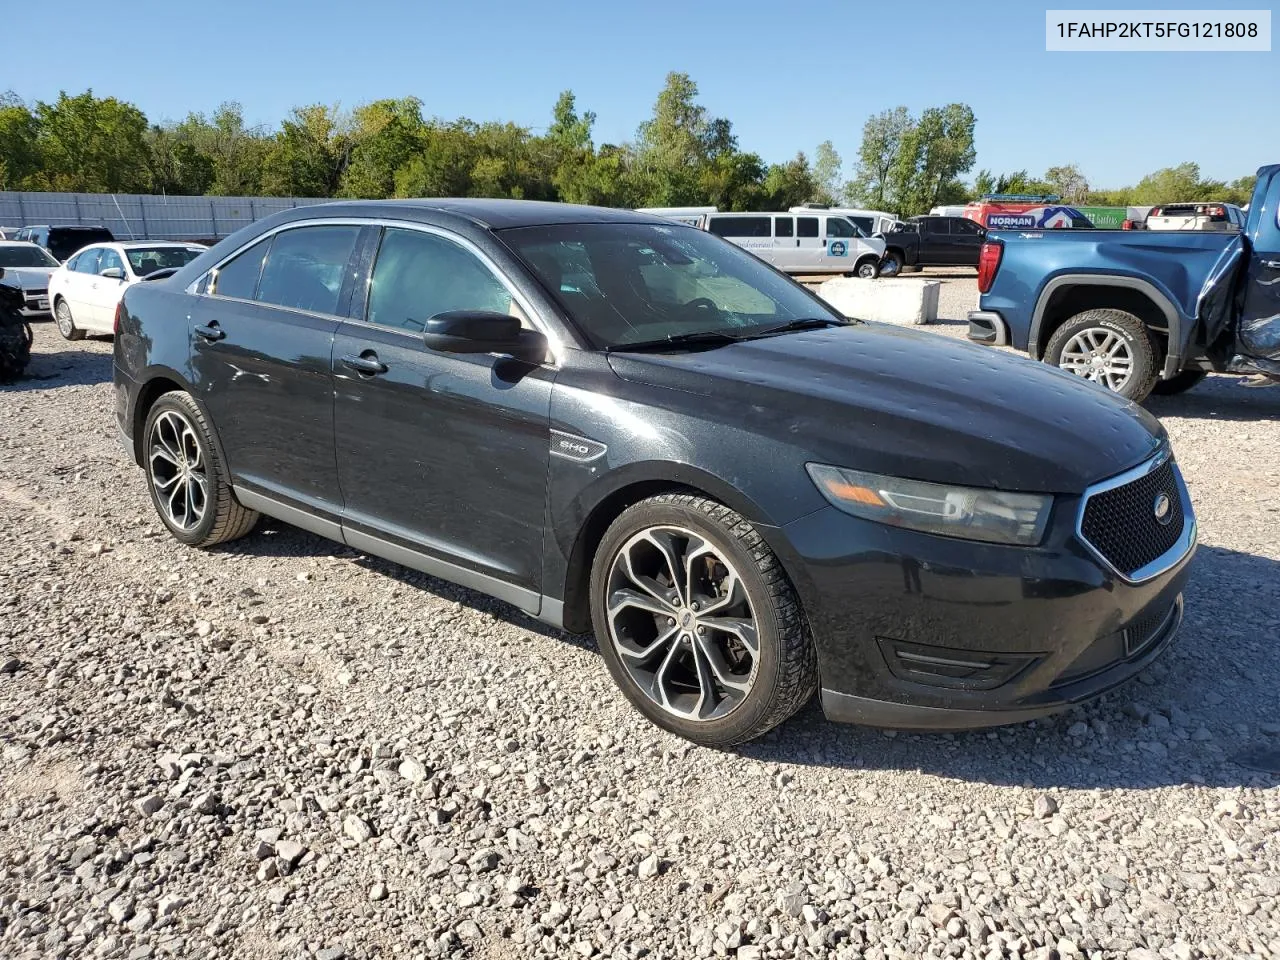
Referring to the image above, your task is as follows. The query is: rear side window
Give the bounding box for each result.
[797,217,819,238]
[774,217,794,238]
[74,249,102,274]
[708,217,771,238]
[257,226,361,315]
[212,237,272,300]
[952,218,983,235]
[98,249,125,274]
[366,228,516,331]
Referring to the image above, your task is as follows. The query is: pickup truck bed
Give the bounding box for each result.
[969,164,1280,402]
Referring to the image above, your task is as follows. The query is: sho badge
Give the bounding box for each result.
[550,430,607,464]
[1153,492,1172,525]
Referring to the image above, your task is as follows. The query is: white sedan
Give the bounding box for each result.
[48,241,206,339]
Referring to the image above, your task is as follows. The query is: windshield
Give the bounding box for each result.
[498,222,842,349]
[125,246,204,276]
[0,245,58,268]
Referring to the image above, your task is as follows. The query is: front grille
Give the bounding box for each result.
[1080,457,1185,576]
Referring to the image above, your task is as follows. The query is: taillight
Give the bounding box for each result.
[977,241,1003,294]
[1122,219,1133,230]
[113,301,123,335]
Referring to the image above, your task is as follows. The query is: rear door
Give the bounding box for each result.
[188,223,363,516]
[61,246,102,318]
[707,216,775,265]
[330,225,554,605]
[949,217,986,266]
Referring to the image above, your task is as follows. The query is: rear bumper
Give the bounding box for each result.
[967,310,1009,346]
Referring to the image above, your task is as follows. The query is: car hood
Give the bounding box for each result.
[1,266,55,290]
[605,323,1166,495]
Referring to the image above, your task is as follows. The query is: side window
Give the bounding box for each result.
[797,217,819,238]
[929,219,951,234]
[952,219,982,235]
[74,249,102,274]
[366,228,519,332]
[66,251,82,271]
[211,236,272,300]
[825,217,854,239]
[98,249,124,274]
[774,217,794,238]
[257,226,361,315]
[708,217,771,238]
[851,216,873,234]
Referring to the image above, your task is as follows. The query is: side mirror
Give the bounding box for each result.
[423,310,547,362]
[0,267,5,280]
[100,267,125,280]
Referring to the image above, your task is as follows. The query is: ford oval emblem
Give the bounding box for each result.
[1153,493,1172,525]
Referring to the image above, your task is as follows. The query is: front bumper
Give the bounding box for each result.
[967,309,1009,346]
[18,295,51,318]
[771,473,1196,730]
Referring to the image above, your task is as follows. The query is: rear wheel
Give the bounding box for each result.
[143,392,259,547]
[54,299,84,341]
[1151,370,1207,396]
[1044,308,1159,402]
[590,493,818,748]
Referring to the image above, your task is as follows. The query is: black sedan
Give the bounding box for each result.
[112,200,1196,746]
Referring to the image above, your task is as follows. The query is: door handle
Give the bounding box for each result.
[341,353,388,376]
[194,323,225,342]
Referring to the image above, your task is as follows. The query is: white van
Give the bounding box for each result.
[789,206,900,237]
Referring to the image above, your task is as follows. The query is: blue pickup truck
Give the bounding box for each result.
[968,164,1280,402]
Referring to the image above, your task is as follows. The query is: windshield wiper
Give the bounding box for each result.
[739,317,850,339]
[606,330,743,353]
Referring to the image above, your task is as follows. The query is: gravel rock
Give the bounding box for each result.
[343,815,373,843]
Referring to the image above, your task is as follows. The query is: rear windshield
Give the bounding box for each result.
[47,228,114,261]
[0,245,59,268]
[125,246,205,276]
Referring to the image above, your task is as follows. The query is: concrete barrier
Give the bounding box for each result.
[813,277,941,326]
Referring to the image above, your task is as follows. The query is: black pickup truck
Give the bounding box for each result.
[878,216,986,276]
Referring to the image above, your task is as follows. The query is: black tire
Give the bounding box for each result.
[878,251,903,277]
[143,392,259,547]
[1150,370,1208,396]
[589,493,818,748]
[853,257,880,279]
[1043,308,1159,402]
[54,298,85,341]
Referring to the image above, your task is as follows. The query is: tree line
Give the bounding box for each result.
[0,80,1257,218]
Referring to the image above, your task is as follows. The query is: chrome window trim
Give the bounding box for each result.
[187,217,563,364]
[1075,448,1197,584]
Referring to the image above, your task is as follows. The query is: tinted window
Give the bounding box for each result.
[503,223,841,349]
[797,217,819,238]
[256,226,360,314]
[212,237,271,300]
[366,228,517,331]
[708,216,771,238]
[0,245,58,268]
[952,218,983,235]
[48,228,113,262]
[127,246,204,276]
[98,249,125,274]
[74,249,102,274]
[774,217,794,238]
[825,218,855,239]
[850,216,873,234]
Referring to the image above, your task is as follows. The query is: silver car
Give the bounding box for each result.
[0,241,59,317]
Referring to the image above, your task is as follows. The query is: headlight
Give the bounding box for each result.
[806,463,1052,546]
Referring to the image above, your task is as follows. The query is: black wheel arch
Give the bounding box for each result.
[130,369,230,473]
[1030,275,1184,377]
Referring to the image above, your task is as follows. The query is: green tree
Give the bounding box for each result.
[260,104,343,197]
[812,140,842,205]
[763,153,818,209]
[847,106,911,209]
[146,126,215,195]
[0,94,41,189]
[1044,164,1089,202]
[339,98,427,199]
[634,72,730,206]
[35,90,151,192]
[1130,162,1216,204]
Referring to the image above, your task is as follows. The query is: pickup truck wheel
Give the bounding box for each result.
[1044,309,1158,402]
[878,251,903,277]
[1151,370,1208,396]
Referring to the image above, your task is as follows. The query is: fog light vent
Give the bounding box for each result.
[877,638,1037,691]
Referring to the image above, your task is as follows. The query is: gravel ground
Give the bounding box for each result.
[2,301,1279,960]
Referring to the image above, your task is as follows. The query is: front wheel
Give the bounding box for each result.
[143,392,259,547]
[1150,370,1207,396]
[853,257,880,279]
[1044,308,1159,402]
[878,251,903,277]
[589,493,818,748]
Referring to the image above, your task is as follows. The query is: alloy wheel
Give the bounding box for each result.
[1058,327,1135,392]
[55,301,74,338]
[148,409,208,531]
[604,526,758,722]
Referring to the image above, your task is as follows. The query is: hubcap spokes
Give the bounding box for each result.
[1060,328,1134,392]
[606,526,758,722]
[148,410,207,531]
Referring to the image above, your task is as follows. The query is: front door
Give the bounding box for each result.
[821,216,857,270]
[86,247,128,330]
[189,223,363,515]
[331,225,553,603]
[1237,209,1280,373]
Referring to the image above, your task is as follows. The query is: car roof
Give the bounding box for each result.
[21,224,111,230]
[276,198,667,230]
[0,240,46,247]
[112,240,206,248]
